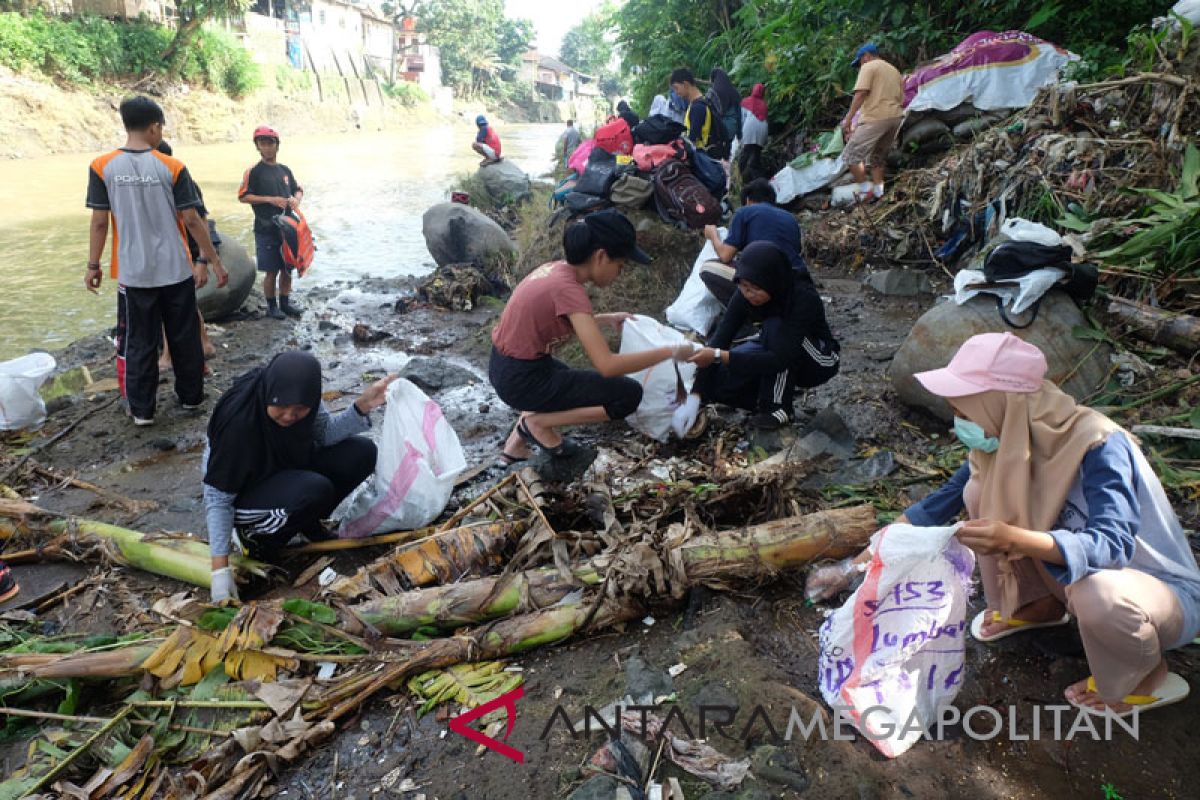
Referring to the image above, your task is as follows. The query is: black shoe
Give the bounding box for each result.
[266,305,286,320]
[750,407,791,430]
[280,299,303,319]
[0,561,20,604]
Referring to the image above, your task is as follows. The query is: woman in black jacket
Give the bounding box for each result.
[688,241,839,429]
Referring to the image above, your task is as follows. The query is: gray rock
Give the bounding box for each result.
[625,652,674,702]
[196,233,255,321]
[865,269,934,297]
[478,160,532,203]
[421,203,516,268]
[889,291,1113,422]
[400,357,478,393]
[568,775,620,800]
[751,745,809,792]
[831,450,897,485]
[809,406,854,445]
[693,681,739,715]
[900,117,951,150]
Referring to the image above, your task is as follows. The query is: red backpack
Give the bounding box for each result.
[273,209,315,276]
[594,118,634,155]
[652,160,720,230]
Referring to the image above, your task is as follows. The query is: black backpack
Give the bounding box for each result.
[691,97,731,159]
[652,160,721,230]
[633,114,686,146]
[574,147,618,197]
[981,241,1099,327]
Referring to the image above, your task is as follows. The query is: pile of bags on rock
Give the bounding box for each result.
[554,115,728,230]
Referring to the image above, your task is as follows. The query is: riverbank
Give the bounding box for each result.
[2,197,1198,796]
[0,65,456,160]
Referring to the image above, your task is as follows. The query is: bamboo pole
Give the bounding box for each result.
[0,707,234,738]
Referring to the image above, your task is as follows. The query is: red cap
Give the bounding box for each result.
[253,125,280,141]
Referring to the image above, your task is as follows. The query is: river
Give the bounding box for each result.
[0,123,563,360]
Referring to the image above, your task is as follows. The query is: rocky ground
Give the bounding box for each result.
[2,226,1198,798]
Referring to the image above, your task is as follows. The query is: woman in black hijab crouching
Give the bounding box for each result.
[203,351,395,601]
[687,242,840,431]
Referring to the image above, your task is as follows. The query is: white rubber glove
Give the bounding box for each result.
[804,557,861,602]
[211,567,238,603]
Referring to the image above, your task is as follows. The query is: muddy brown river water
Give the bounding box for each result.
[0,122,562,359]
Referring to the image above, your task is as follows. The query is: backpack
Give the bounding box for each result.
[595,118,634,155]
[575,147,618,197]
[689,147,727,199]
[610,174,654,210]
[705,87,742,142]
[632,143,682,172]
[982,241,1098,328]
[652,160,720,230]
[564,192,609,215]
[549,174,578,208]
[273,209,315,276]
[632,115,686,145]
[692,96,731,159]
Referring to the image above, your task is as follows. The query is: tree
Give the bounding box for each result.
[559,2,625,97]
[417,0,533,97]
[161,0,251,68]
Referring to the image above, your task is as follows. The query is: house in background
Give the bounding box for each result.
[519,51,598,103]
[395,15,441,96]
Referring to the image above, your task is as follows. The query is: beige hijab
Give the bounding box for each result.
[956,380,1119,616]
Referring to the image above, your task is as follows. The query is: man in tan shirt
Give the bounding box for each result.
[840,43,904,202]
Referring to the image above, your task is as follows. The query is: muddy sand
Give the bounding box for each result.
[3,257,1197,799]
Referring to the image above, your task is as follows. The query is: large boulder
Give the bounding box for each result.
[889,291,1113,421]
[196,233,255,320]
[421,202,516,268]
[477,159,531,203]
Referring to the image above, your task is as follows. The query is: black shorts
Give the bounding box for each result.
[254,229,289,273]
[489,348,642,420]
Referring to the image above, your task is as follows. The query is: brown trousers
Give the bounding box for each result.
[978,554,1184,704]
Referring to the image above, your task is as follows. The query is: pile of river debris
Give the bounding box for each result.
[0,447,878,797]
[805,38,1200,352]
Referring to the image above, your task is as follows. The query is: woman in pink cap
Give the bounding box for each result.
[808,332,1200,716]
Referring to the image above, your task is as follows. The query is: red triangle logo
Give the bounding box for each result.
[448,686,525,763]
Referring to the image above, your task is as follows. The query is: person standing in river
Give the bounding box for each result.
[85,95,225,427]
[238,125,305,320]
[557,119,582,167]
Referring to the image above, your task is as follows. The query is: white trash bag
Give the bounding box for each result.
[620,315,697,443]
[818,523,975,758]
[338,379,466,537]
[998,217,1063,248]
[0,353,57,431]
[665,232,726,336]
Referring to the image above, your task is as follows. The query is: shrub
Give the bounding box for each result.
[382,80,428,107]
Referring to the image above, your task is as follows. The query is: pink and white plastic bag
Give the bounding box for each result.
[339,379,466,537]
[818,523,975,758]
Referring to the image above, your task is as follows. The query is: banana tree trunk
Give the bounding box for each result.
[352,505,877,636]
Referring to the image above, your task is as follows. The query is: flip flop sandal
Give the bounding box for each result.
[497,450,528,467]
[969,609,1072,643]
[516,418,583,458]
[1067,673,1190,718]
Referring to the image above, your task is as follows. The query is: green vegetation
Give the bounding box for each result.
[559,1,624,96]
[0,11,260,97]
[411,0,535,100]
[613,0,1162,130]
[382,79,429,106]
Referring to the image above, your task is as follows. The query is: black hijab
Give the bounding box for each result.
[710,68,741,115]
[734,241,794,317]
[204,351,323,494]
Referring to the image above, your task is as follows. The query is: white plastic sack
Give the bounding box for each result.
[1169,0,1200,26]
[665,233,726,336]
[998,217,1063,247]
[771,156,846,205]
[338,379,466,537]
[0,353,56,431]
[954,267,1066,314]
[620,315,697,443]
[818,524,975,758]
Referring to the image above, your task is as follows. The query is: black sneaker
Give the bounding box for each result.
[280,299,303,319]
[750,407,791,430]
[0,561,20,604]
[266,305,286,320]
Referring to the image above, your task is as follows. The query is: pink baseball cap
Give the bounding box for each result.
[914,332,1047,397]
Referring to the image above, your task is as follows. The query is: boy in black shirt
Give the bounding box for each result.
[238,125,304,319]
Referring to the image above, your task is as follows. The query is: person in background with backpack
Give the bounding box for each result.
[709,68,742,144]
[739,84,769,183]
[688,242,839,430]
[616,101,640,130]
[238,125,304,320]
[473,115,503,165]
[669,68,730,160]
[489,210,695,477]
